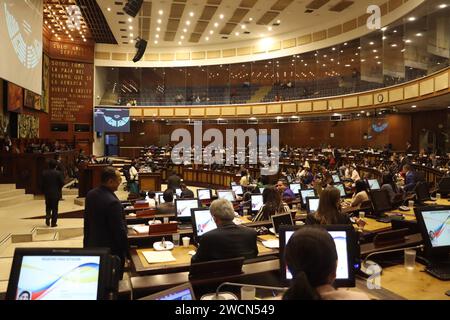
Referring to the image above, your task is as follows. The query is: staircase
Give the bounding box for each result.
[248,86,272,103]
[0,186,33,208]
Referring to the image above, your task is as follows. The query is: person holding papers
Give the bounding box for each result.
[191,199,258,263]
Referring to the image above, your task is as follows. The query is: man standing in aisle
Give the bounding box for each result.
[41,159,65,227]
[84,167,129,279]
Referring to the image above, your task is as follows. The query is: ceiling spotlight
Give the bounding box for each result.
[235,32,240,36]
[408,17,416,21]
[219,14,224,19]
[186,20,191,25]
[189,12,194,17]
[405,39,412,43]
[107,7,111,11]
[129,26,133,30]
[128,18,132,22]
[439,4,448,8]
[411,105,417,108]
[209,30,214,35]
[157,19,162,24]
[268,26,272,31]
[381,27,387,31]
[158,9,163,15]
[205,37,209,41]
[415,33,423,37]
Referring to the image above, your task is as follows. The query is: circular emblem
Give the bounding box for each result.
[377,94,384,103]
[3,2,42,69]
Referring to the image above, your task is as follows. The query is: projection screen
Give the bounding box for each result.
[0,0,43,94]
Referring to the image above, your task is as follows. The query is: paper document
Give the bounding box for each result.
[132,225,149,233]
[142,251,177,264]
[262,240,279,249]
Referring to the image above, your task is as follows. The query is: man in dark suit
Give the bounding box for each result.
[167,171,181,191]
[156,189,176,216]
[180,183,194,199]
[191,199,258,263]
[403,164,416,192]
[84,167,129,278]
[41,159,64,227]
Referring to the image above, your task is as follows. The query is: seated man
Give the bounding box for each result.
[191,199,258,263]
[180,183,194,199]
[276,179,296,201]
[156,189,176,215]
[402,164,416,192]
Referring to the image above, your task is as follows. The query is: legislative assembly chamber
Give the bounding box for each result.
[1,0,450,303]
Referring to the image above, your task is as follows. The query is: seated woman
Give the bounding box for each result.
[283,226,369,300]
[306,186,352,225]
[380,172,401,205]
[252,187,290,222]
[350,180,369,207]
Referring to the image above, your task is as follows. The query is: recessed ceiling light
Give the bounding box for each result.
[235,32,240,36]
[130,39,134,43]
[129,26,133,30]
[158,10,163,15]
[186,20,191,25]
[128,18,132,22]
[249,17,253,21]
[405,39,412,43]
[178,41,182,45]
[107,7,111,11]
[157,27,161,32]
[439,4,448,8]
[214,22,219,27]
[205,37,209,41]
[130,33,133,37]
[381,27,387,31]
[209,30,214,35]
[415,33,423,37]
[189,12,194,17]
[382,36,387,40]
[391,43,397,47]
[183,28,187,33]
[277,20,281,24]
[157,19,162,24]
[155,34,159,38]
[268,26,272,31]
[369,41,374,45]
[154,40,158,44]
[408,17,416,21]
[219,14,224,19]
[373,49,378,53]
[241,25,246,29]
[181,35,185,39]
[411,105,417,108]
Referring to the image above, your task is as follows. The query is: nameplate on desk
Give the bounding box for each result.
[149,222,178,235]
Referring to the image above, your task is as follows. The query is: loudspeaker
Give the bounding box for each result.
[132,38,147,63]
[123,0,144,17]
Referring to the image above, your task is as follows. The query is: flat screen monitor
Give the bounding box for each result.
[191,208,217,238]
[271,213,294,235]
[332,174,341,183]
[370,190,391,215]
[300,189,316,205]
[231,185,244,196]
[279,225,358,287]
[335,183,346,197]
[438,177,450,194]
[6,248,111,300]
[251,194,264,213]
[289,183,301,195]
[143,283,195,300]
[367,179,380,190]
[197,189,212,201]
[259,187,265,193]
[158,194,176,204]
[414,206,450,255]
[94,107,130,133]
[306,197,320,214]
[217,190,235,202]
[175,199,200,220]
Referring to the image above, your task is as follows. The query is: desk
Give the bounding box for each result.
[139,172,162,192]
[378,263,450,300]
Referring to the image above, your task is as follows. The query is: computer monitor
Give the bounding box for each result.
[142,283,196,300]
[231,185,244,196]
[306,197,320,214]
[415,182,431,202]
[289,183,301,195]
[370,190,391,216]
[332,174,341,183]
[414,206,450,256]
[367,179,380,191]
[191,208,217,239]
[175,199,200,221]
[6,248,115,300]
[334,183,346,197]
[251,194,264,213]
[217,190,236,202]
[300,189,316,205]
[271,213,294,235]
[197,189,212,201]
[259,187,265,193]
[158,194,176,204]
[175,188,182,197]
[438,177,450,194]
[279,225,358,287]
[155,192,163,202]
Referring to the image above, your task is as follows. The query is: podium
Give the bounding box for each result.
[139,172,162,192]
[78,164,110,197]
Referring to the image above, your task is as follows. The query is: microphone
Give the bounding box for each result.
[360,244,424,276]
[201,282,288,300]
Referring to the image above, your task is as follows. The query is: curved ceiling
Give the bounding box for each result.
[98,0,389,48]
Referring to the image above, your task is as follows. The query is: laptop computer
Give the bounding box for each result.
[270,213,294,236]
[141,283,195,300]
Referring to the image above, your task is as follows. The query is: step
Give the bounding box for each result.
[33,232,59,242]
[0,184,16,191]
[0,239,84,258]
[0,189,24,199]
[0,194,34,208]
[62,188,78,196]
[35,227,83,240]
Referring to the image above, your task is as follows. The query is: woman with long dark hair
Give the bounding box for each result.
[283,226,369,300]
[252,187,289,222]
